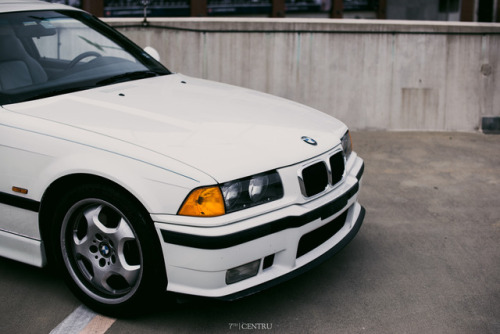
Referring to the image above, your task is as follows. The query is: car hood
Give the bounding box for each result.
[5,74,346,183]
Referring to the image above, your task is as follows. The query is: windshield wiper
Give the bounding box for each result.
[96,71,164,86]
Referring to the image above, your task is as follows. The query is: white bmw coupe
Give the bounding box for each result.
[0,0,365,316]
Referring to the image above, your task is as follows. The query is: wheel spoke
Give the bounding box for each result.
[72,239,92,261]
[112,260,141,288]
[71,205,101,263]
[110,217,135,245]
[113,218,141,286]
[90,264,114,293]
[86,204,118,236]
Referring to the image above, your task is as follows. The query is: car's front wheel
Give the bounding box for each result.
[50,184,166,316]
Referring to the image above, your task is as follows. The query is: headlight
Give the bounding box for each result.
[221,171,284,214]
[178,170,284,217]
[223,182,242,209]
[249,174,269,202]
[341,130,352,161]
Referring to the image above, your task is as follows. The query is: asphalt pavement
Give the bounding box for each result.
[1,131,499,334]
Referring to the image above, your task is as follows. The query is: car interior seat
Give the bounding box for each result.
[0,34,47,91]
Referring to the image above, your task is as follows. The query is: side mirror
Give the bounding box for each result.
[143,46,160,62]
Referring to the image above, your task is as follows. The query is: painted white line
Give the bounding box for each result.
[50,305,96,334]
[49,305,116,334]
[80,314,116,334]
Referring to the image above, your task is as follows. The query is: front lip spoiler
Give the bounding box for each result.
[160,180,360,250]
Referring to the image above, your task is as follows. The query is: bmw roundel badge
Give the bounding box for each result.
[301,136,317,146]
[99,243,111,257]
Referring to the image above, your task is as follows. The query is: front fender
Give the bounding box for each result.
[35,147,213,215]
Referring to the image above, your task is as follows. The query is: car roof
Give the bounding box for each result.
[0,0,78,13]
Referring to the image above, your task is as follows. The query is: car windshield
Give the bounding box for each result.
[0,10,170,105]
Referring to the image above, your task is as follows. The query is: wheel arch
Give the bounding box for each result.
[39,173,170,314]
[38,173,152,263]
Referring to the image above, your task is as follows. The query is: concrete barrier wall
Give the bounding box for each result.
[105,18,500,131]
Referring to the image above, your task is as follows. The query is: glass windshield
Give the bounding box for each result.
[0,10,170,105]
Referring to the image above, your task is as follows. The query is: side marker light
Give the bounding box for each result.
[12,187,28,195]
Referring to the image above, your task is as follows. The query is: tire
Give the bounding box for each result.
[49,183,166,317]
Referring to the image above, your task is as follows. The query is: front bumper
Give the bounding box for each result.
[154,154,365,299]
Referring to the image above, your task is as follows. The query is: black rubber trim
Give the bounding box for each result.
[161,182,359,250]
[0,191,40,213]
[217,205,365,301]
[356,162,365,181]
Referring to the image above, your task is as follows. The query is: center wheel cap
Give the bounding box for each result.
[99,242,111,258]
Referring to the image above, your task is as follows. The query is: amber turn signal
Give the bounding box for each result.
[12,186,28,194]
[178,186,225,217]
